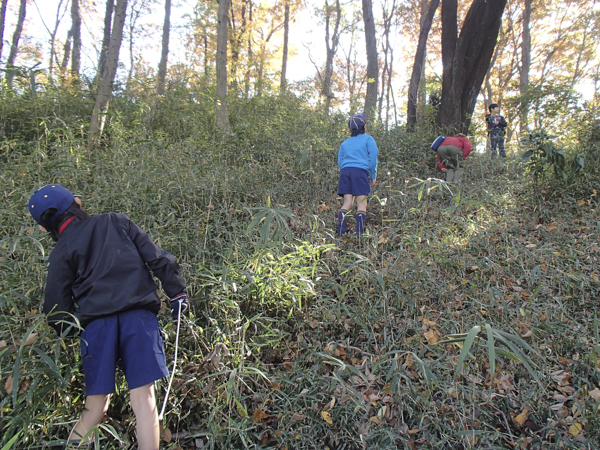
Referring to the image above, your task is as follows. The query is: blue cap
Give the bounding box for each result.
[28,184,75,227]
[348,113,366,131]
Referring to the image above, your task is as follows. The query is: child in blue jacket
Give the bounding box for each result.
[28,184,189,450]
[336,113,378,236]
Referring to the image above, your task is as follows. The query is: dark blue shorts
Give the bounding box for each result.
[80,308,168,395]
[337,167,371,196]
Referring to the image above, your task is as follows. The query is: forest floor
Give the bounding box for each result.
[1,135,600,449]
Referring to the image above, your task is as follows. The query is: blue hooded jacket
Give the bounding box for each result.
[338,134,379,180]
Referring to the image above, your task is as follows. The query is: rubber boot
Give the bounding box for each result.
[356,211,366,236]
[337,209,349,235]
[446,168,454,182]
[454,167,463,183]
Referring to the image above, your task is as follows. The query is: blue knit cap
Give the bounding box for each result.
[348,113,366,131]
[28,184,75,227]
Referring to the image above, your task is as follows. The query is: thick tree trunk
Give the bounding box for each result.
[89,0,128,147]
[407,0,440,128]
[520,0,531,132]
[71,0,81,76]
[280,1,290,93]
[322,0,341,115]
[436,0,507,133]
[216,0,231,131]
[157,0,171,95]
[362,0,378,120]
[97,0,115,82]
[0,0,8,62]
[7,0,27,67]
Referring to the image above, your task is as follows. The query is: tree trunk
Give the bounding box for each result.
[48,0,69,79]
[0,0,8,62]
[280,1,290,93]
[322,0,342,115]
[61,30,73,73]
[407,0,440,128]
[7,0,27,67]
[89,0,128,147]
[436,0,507,133]
[362,0,378,120]
[71,0,81,76]
[216,0,231,131]
[157,0,171,94]
[97,0,115,82]
[520,0,531,133]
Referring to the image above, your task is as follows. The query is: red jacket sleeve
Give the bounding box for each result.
[437,154,446,170]
[462,138,473,159]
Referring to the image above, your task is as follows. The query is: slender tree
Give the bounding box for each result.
[71,0,82,76]
[157,0,171,94]
[7,0,26,67]
[280,1,290,92]
[0,0,10,62]
[520,0,532,132]
[89,0,128,147]
[97,0,116,81]
[216,0,231,131]
[436,0,507,132]
[406,0,439,128]
[49,0,70,78]
[321,0,342,114]
[362,0,377,119]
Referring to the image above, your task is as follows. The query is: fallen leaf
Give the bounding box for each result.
[408,429,419,435]
[5,376,13,394]
[514,406,530,426]
[589,388,600,401]
[24,333,38,346]
[424,329,439,345]
[0,340,6,348]
[321,411,333,425]
[323,398,336,411]
[161,427,172,443]
[569,422,582,435]
[309,319,319,329]
[253,408,269,424]
[369,416,382,425]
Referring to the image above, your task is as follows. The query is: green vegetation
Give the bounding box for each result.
[1,83,600,449]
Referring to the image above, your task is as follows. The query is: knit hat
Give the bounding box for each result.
[348,113,366,131]
[28,184,75,227]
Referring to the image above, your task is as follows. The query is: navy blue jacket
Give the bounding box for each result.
[44,212,185,334]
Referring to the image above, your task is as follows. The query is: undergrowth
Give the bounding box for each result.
[1,92,599,450]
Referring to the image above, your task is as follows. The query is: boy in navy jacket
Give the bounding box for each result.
[486,103,508,158]
[28,184,188,450]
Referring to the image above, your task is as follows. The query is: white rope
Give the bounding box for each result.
[158,300,182,421]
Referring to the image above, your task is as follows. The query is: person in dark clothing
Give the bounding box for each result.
[436,134,473,183]
[486,103,508,158]
[28,184,188,450]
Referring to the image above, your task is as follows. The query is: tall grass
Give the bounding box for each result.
[1,84,599,448]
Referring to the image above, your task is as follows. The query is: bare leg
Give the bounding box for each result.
[69,394,110,444]
[341,194,354,211]
[130,383,160,450]
[355,195,367,212]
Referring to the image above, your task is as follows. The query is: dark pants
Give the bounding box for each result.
[437,145,464,183]
[490,129,506,158]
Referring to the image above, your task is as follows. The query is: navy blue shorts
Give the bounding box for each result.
[80,308,168,395]
[337,167,371,196]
